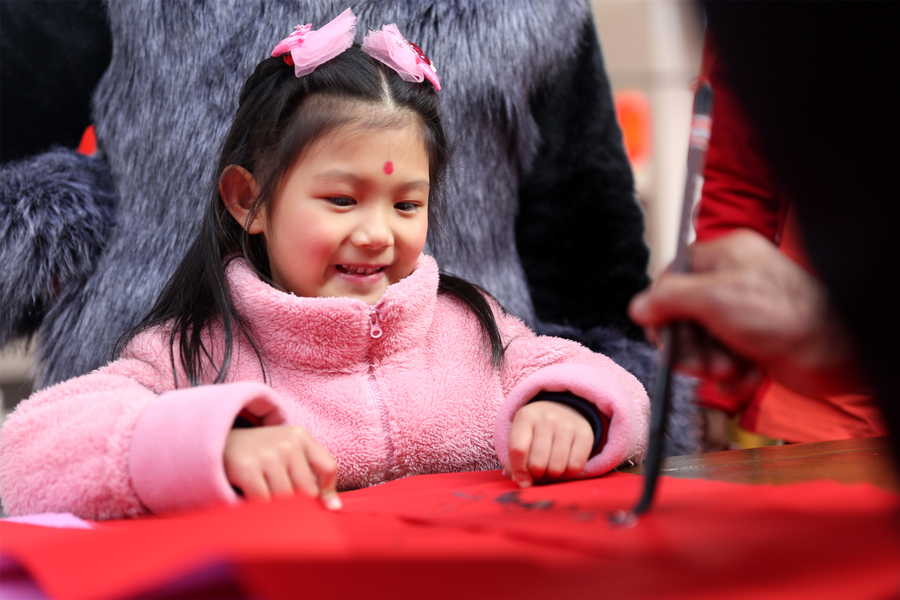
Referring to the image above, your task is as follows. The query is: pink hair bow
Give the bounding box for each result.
[361,24,441,91]
[271,8,357,77]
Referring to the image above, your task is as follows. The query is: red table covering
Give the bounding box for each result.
[2,471,898,599]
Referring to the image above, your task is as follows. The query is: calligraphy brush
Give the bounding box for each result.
[613,81,714,524]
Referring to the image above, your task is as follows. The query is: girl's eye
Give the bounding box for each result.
[395,202,419,212]
[327,197,355,207]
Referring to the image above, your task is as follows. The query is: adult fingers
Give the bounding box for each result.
[628,271,722,330]
[672,323,750,381]
[707,341,758,382]
[643,325,662,347]
[672,321,711,374]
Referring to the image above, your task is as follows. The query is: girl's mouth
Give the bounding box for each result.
[336,265,385,275]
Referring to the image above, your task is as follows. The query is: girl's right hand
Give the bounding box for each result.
[224,425,342,510]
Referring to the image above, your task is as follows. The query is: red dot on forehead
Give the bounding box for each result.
[383,161,394,175]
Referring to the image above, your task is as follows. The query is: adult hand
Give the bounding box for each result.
[506,400,595,488]
[224,425,342,510]
[629,229,863,398]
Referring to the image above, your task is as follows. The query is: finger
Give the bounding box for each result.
[643,325,662,347]
[673,324,746,381]
[263,461,295,498]
[526,424,554,480]
[707,344,749,381]
[230,466,271,501]
[320,491,343,511]
[688,332,757,383]
[672,321,708,375]
[507,418,535,488]
[287,452,320,498]
[545,430,574,479]
[567,431,594,477]
[629,272,721,330]
[305,442,341,510]
[224,430,271,500]
[628,290,654,326]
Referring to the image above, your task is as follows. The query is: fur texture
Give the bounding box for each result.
[0,148,116,345]
[0,0,699,454]
[1,0,611,381]
[519,19,649,338]
[0,255,649,519]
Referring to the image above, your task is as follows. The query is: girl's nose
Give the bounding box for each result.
[350,211,394,250]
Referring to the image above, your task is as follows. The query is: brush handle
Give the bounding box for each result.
[632,81,714,516]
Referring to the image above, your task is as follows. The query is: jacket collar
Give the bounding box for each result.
[227,254,439,370]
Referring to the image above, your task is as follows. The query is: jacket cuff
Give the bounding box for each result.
[128,382,289,515]
[495,363,647,477]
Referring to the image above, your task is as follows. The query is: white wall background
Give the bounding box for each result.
[592,0,704,276]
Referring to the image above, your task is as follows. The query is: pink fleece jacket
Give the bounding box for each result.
[0,255,649,519]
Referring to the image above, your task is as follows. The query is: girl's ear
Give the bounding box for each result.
[220,165,264,234]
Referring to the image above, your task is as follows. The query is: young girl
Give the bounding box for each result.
[0,10,649,520]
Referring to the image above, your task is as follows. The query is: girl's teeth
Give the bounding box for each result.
[341,266,381,275]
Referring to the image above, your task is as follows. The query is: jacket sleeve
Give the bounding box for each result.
[694,35,784,245]
[492,310,650,476]
[516,17,650,338]
[692,36,784,417]
[0,333,289,519]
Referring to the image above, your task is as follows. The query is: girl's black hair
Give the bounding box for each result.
[119,45,503,386]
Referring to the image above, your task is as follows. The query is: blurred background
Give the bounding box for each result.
[0,0,706,423]
[593,0,704,277]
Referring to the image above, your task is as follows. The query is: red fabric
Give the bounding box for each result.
[751,381,888,443]
[2,471,898,600]
[695,39,785,246]
[77,125,97,156]
[693,35,783,420]
[692,37,887,442]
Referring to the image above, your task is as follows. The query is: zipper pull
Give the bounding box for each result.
[369,308,383,339]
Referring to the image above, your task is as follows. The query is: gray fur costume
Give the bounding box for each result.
[0,0,697,455]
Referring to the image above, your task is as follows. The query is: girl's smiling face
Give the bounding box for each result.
[247,118,430,305]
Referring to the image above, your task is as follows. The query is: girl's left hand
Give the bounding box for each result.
[506,400,594,488]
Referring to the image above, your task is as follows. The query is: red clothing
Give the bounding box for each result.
[694,38,887,442]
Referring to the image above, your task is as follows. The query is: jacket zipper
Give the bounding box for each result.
[367,307,394,478]
[368,308,383,338]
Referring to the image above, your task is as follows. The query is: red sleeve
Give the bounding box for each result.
[695,35,786,244]
[694,35,791,415]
